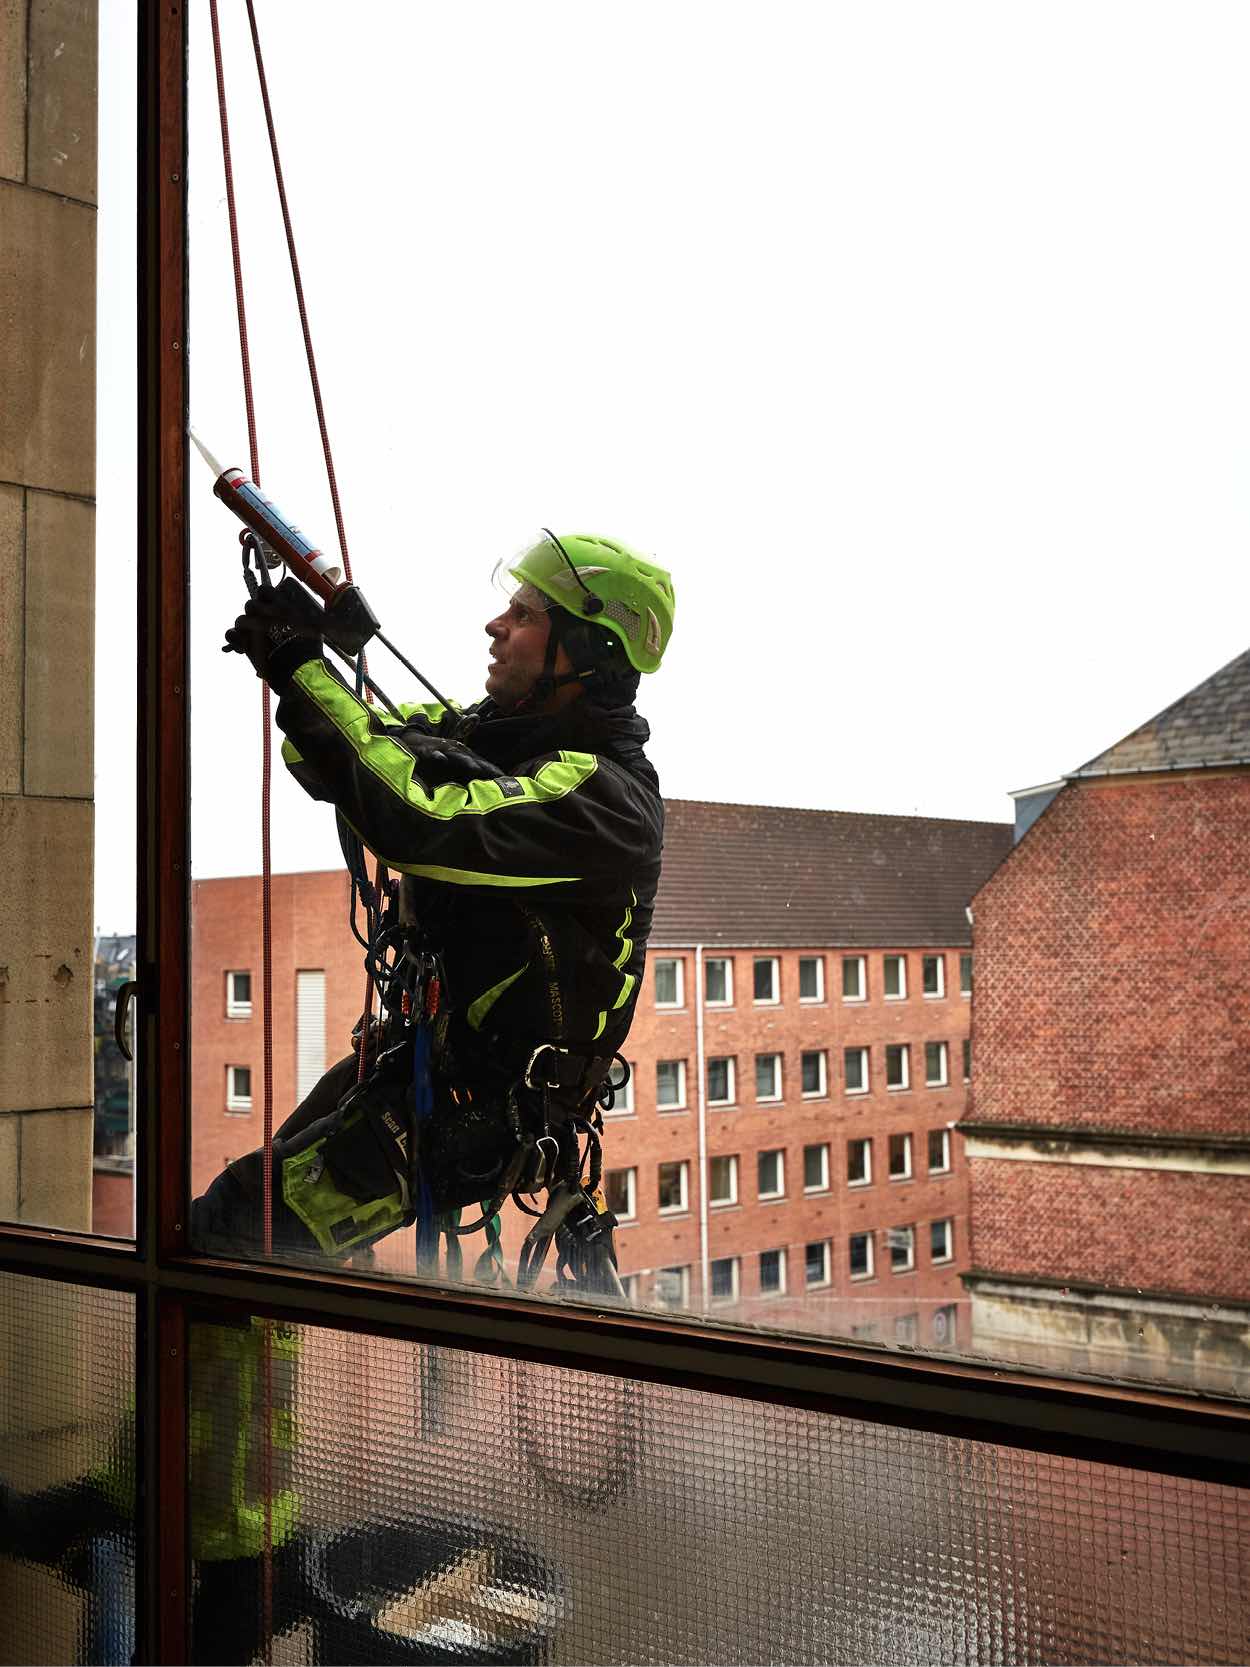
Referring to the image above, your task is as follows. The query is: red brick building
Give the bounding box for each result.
[191,800,1011,1349]
[962,647,1250,1394]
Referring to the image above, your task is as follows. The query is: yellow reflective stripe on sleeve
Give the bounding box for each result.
[281,738,304,766]
[390,862,577,888]
[467,963,529,1030]
[593,891,636,1039]
[292,660,598,822]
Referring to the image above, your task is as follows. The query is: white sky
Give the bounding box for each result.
[96,1,1250,934]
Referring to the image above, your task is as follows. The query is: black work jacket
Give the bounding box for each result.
[272,653,663,1078]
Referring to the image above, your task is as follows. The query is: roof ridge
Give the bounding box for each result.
[664,795,1011,830]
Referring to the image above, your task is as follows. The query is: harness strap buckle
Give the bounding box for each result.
[524,1042,568,1090]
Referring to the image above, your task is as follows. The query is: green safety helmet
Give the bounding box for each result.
[507,531,675,675]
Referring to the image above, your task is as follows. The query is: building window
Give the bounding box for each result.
[704,956,733,1006]
[654,957,684,1008]
[931,1217,954,1263]
[928,1128,951,1174]
[886,1043,910,1091]
[709,1153,739,1207]
[847,1137,872,1186]
[894,1312,919,1344]
[754,1053,782,1102]
[924,1041,949,1087]
[605,1059,635,1116]
[618,1273,640,1304]
[800,956,826,1002]
[656,1059,686,1110]
[753,956,779,1004]
[757,1148,785,1200]
[840,955,864,1002]
[960,953,972,997]
[709,1256,739,1304]
[889,1132,913,1180]
[883,954,907,1000]
[226,1064,252,1113]
[803,1142,830,1193]
[707,1056,736,1106]
[603,1167,636,1222]
[804,1240,831,1288]
[801,1049,827,1097]
[654,1266,689,1309]
[843,1046,869,1095]
[922,954,945,998]
[225,969,253,1018]
[759,1248,786,1297]
[888,1224,916,1273]
[963,1038,971,1082]
[658,1160,689,1214]
[849,1231,875,1280]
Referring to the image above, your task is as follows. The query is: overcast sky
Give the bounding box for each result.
[96,1,1250,933]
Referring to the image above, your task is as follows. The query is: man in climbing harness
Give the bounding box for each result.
[192,530,674,1297]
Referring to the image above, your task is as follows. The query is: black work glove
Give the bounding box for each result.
[402,731,503,786]
[223,576,325,686]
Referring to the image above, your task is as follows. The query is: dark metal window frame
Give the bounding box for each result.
[0,7,1246,1661]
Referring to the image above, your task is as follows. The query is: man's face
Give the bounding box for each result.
[484,584,564,710]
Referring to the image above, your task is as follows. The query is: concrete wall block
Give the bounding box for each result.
[0,179,95,497]
[0,485,22,794]
[0,795,93,1112]
[26,0,96,204]
[0,0,26,184]
[0,1117,17,1219]
[23,487,93,797]
[17,1105,92,1228]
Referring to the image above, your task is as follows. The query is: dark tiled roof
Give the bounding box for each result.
[652,799,1013,948]
[1071,646,1250,778]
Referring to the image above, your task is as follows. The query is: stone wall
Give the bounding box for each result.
[0,0,97,1232]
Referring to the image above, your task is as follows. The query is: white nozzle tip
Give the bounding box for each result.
[189,427,229,480]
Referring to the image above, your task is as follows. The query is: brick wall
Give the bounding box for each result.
[970,1160,1250,1300]
[971,773,1250,1137]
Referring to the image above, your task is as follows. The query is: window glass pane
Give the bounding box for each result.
[758,1149,783,1196]
[889,1134,912,1177]
[801,956,823,999]
[844,1047,866,1092]
[705,958,729,1003]
[707,1058,732,1102]
[604,1168,634,1219]
[759,1247,784,1293]
[709,1256,737,1300]
[654,959,680,1004]
[803,1144,827,1190]
[839,957,860,998]
[184,1311,1250,1664]
[656,1060,684,1107]
[884,956,904,997]
[849,1231,873,1278]
[658,1162,686,1212]
[709,1155,736,1204]
[928,1129,950,1172]
[804,1241,828,1285]
[753,958,776,1001]
[886,1045,908,1088]
[848,1138,870,1184]
[755,1054,779,1099]
[923,955,943,995]
[801,1051,825,1094]
[960,953,973,994]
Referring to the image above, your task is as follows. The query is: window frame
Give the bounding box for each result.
[889,1131,914,1181]
[757,1148,785,1201]
[709,1255,740,1305]
[928,1127,952,1174]
[605,1059,636,1116]
[800,1048,828,1098]
[839,955,864,1003]
[802,1141,830,1194]
[752,955,780,1005]
[704,955,734,1007]
[849,1230,876,1281]
[707,1055,736,1108]
[847,1136,872,1187]
[225,1063,253,1114]
[656,1057,687,1111]
[924,1040,949,1087]
[886,1043,910,1091]
[883,953,907,1000]
[604,1166,637,1223]
[653,1265,691,1309]
[888,1224,917,1274]
[801,955,827,1003]
[843,1045,870,1096]
[224,968,252,1018]
[657,1159,690,1215]
[0,36,1238,1666]
[960,952,973,997]
[804,1239,832,1289]
[754,1051,782,1102]
[922,954,945,999]
[654,955,685,1009]
[758,1246,787,1298]
[931,1217,955,1264]
[709,1153,740,1208]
